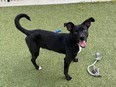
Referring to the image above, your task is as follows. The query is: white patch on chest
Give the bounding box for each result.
[78,45,82,53]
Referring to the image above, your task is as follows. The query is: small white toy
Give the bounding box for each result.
[87,52,102,77]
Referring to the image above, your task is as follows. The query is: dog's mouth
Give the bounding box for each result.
[78,40,87,48]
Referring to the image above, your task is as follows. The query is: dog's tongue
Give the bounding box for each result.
[79,41,87,48]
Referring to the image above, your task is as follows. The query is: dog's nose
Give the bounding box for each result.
[80,37,85,40]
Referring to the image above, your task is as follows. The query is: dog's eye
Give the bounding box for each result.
[81,29,87,32]
[74,32,78,37]
[80,28,84,31]
[76,30,79,32]
[84,29,87,32]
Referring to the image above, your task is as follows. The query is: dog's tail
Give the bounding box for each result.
[15,13,31,36]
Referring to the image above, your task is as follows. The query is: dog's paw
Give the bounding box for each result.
[65,74,72,81]
[39,66,42,70]
[73,58,78,62]
[37,66,42,70]
[66,76,72,81]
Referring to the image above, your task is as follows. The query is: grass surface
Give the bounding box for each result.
[0,1,116,87]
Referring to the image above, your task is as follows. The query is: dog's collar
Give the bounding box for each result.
[78,44,82,53]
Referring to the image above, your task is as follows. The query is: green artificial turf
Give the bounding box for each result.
[0,1,116,87]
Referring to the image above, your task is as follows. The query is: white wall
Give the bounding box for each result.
[0,0,111,7]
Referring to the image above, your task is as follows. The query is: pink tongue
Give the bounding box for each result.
[79,41,87,48]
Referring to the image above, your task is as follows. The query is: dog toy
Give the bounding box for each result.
[87,52,102,77]
[55,29,61,33]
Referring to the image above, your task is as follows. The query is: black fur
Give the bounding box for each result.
[15,14,95,81]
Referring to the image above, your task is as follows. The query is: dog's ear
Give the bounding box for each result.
[82,17,95,28]
[64,22,74,31]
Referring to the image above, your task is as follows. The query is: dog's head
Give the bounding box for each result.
[64,17,95,48]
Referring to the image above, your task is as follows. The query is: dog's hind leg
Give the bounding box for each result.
[25,37,41,70]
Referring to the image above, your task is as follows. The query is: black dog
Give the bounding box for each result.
[15,14,95,81]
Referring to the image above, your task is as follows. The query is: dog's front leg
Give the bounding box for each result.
[73,52,78,62]
[64,56,73,81]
